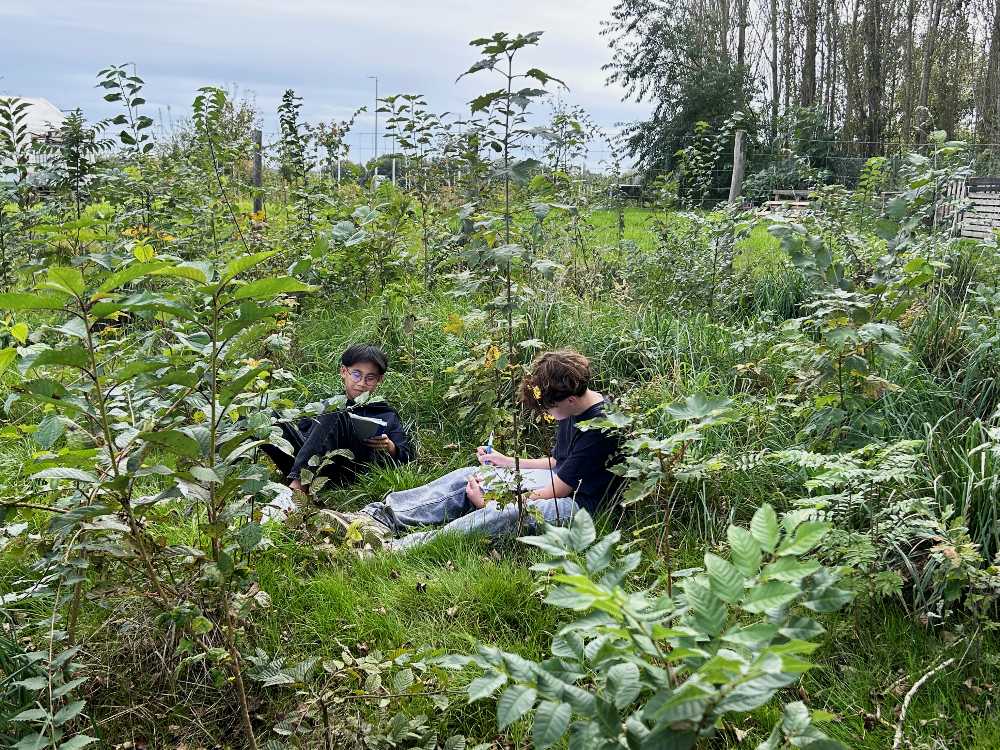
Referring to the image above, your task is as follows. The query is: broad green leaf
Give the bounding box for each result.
[139,430,202,458]
[467,670,506,701]
[567,511,596,551]
[52,700,86,726]
[10,322,28,344]
[803,586,853,613]
[150,263,209,283]
[231,276,313,301]
[221,250,278,283]
[776,522,829,556]
[11,707,49,721]
[683,578,726,636]
[221,302,284,340]
[497,684,536,730]
[95,260,167,294]
[31,468,98,483]
[727,525,761,576]
[33,416,65,449]
[190,616,214,634]
[14,676,49,690]
[742,581,800,613]
[57,735,98,750]
[0,347,15,374]
[133,243,155,262]
[0,292,68,310]
[392,667,414,693]
[43,266,86,296]
[607,662,641,708]
[750,504,779,553]
[761,557,821,582]
[705,553,744,602]
[532,700,571,750]
[20,345,90,373]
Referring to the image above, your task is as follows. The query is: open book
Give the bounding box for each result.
[349,412,388,440]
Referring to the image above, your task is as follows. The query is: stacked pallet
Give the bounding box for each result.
[940,177,1000,240]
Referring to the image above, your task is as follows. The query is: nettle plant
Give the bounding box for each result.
[442,507,852,750]
[0,226,311,748]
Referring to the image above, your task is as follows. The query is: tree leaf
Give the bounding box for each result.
[231,276,313,301]
[607,662,641,708]
[95,261,167,294]
[532,700,571,749]
[140,430,203,458]
[43,266,86,297]
[750,504,779,553]
[221,250,279,283]
[497,684,536,730]
[742,581,800,613]
[705,553,744,602]
[33,415,65,449]
[567,511,596,551]
[727,525,761,576]
[0,292,68,310]
[467,670,506,702]
[776,522,829,556]
[31,468,99,483]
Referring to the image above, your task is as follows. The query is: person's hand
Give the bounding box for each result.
[465,474,486,509]
[477,445,511,467]
[289,478,308,496]
[364,434,397,456]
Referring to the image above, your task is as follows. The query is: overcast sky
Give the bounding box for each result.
[1,0,649,162]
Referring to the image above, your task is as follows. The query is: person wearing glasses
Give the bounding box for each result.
[262,344,414,496]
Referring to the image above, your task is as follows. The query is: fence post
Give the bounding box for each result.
[252,128,263,214]
[392,158,397,186]
[336,158,341,185]
[728,129,746,204]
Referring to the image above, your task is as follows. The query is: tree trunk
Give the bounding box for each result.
[863,0,886,153]
[982,0,1000,142]
[771,0,781,138]
[737,0,748,67]
[826,0,839,129]
[917,0,944,141]
[901,0,919,143]
[719,0,731,60]
[801,0,819,105]
[783,0,794,109]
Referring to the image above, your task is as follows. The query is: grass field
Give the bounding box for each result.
[3,181,999,749]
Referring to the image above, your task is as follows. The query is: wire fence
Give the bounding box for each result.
[242,130,1000,204]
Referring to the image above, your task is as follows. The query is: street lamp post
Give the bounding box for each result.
[368,75,379,167]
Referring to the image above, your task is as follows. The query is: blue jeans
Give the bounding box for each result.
[362,466,579,550]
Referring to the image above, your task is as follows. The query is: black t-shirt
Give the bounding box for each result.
[552,400,622,513]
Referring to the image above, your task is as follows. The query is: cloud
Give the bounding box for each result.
[1,0,649,163]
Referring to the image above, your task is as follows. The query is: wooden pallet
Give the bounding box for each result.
[764,199,812,213]
[939,177,1000,240]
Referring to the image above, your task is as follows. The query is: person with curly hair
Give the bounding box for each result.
[334,349,622,551]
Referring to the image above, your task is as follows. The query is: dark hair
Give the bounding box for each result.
[341,344,389,375]
[519,349,591,411]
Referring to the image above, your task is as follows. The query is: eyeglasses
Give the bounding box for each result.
[348,369,382,386]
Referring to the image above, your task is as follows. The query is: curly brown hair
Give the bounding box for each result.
[519,349,591,411]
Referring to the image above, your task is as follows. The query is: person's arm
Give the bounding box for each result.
[476,446,553,470]
[528,473,574,500]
